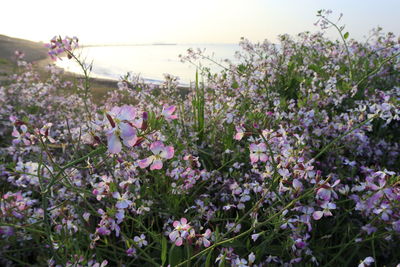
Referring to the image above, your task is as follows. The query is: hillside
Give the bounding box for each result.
[0,34,47,62]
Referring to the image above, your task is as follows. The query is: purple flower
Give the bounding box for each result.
[361,224,377,235]
[292,179,303,192]
[373,203,392,221]
[45,36,79,60]
[96,227,111,236]
[358,256,374,267]
[248,252,256,265]
[251,233,260,242]
[316,180,340,201]
[0,226,14,237]
[126,246,136,257]
[233,258,248,267]
[88,260,108,267]
[115,210,125,224]
[112,192,133,209]
[134,234,148,247]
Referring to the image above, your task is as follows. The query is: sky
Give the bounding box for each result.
[1,0,400,45]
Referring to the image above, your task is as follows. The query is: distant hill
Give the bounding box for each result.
[0,34,48,62]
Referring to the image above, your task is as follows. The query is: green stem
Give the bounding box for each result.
[175,176,331,266]
[313,114,377,161]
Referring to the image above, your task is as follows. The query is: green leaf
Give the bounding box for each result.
[237,64,247,73]
[169,245,183,266]
[109,182,117,193]
[205,248,214,267]
[344,32,349,40]
[231,80,239,89]
[161,236,167,266]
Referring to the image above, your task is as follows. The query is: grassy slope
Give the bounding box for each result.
[0,35,46,83]
[0,34,48,62]
[0,34,117,101]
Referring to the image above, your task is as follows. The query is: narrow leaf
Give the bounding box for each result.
[161,236,167,266]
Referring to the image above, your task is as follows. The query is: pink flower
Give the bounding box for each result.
[313,202,336,220]
[161,105,178,121]
[106,105,138,154]
[38,123,56,143]
[234,125,246,141]
[169,218,191,246]
[249,143,268,164]
[138,141,174,170]
[45,36,79,60]
[12,125,32,145]
[197,229,212,247]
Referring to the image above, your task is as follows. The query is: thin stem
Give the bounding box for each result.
[313,114,377,161]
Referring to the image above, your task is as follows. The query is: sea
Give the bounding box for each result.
[55,44,241,85]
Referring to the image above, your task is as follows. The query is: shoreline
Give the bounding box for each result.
[37,56,120,100]
[0,34,119,101]
[0,34,190,102]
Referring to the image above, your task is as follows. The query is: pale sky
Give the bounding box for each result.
[1,0,399,44]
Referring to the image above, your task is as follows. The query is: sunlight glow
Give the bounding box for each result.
[1,0,399,44]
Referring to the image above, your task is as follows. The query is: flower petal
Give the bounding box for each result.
[120,122,136,138]
[234,132,244,141]
[169,230,179,242]
[249,143,257,152]
[150,141,164,155]
[138,156,154,169]
[116,200,129,209]
[164,146,174,159]
[118,105,136,121]
[150,159,163,170]
[313,211,323,220]
[107,134,122,154]
[259,153,268,162]
[175,237,183,246]
[250,154,258,164]
[12,128,20,138]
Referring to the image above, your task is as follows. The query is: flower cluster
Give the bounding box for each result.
[45,35,79,60]
[1,19,400,267]
[168,218,212,247]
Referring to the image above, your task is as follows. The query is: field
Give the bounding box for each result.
[0,11,399,266]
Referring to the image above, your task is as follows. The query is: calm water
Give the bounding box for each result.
[56,44,240,85]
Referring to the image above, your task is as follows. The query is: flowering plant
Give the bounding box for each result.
[0,10,399,267]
